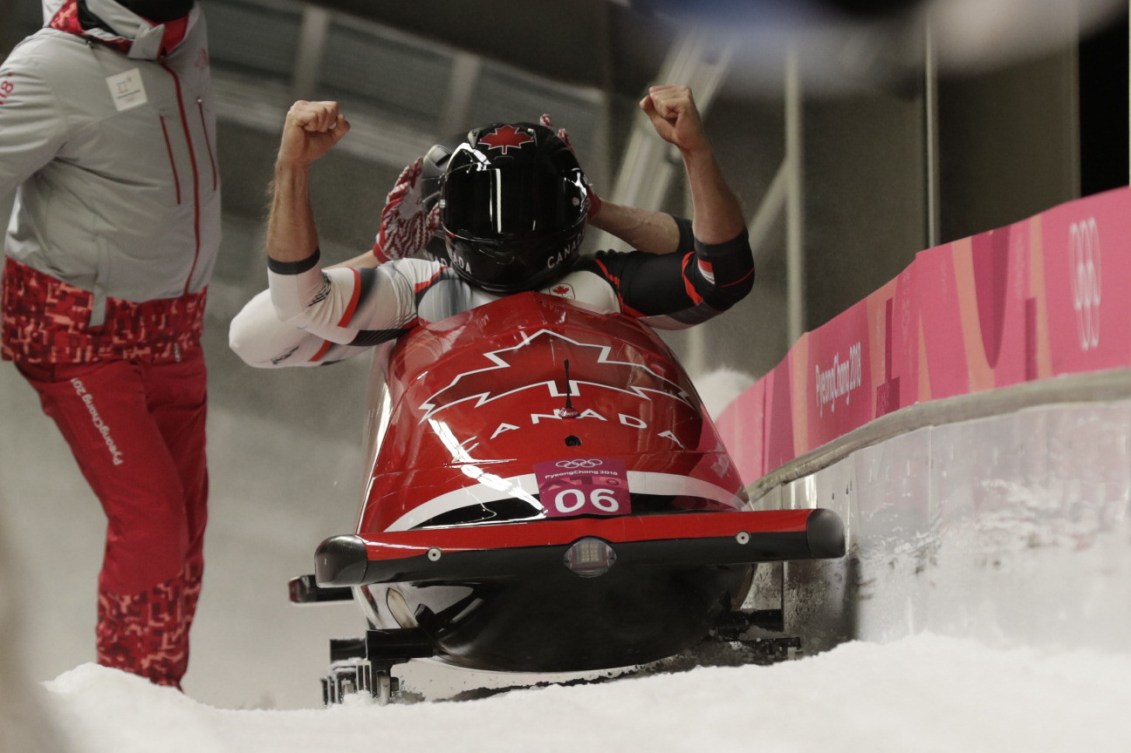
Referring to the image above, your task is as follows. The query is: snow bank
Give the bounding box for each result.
[37,634,1131,753]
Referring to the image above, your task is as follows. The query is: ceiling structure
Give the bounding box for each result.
[198,0,687,176]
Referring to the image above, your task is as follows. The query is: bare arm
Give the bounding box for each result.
[587,199,682,254]
[232,101,419,365]
[638,85,745,245]
[265,101,351,264]
[264,100,381,339]
[587,85,752,328]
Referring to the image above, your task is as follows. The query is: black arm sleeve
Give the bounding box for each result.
[585,219,753,327]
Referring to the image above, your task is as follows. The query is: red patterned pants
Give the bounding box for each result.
[17,349,208,688]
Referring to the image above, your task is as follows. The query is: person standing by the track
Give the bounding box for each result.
[0,0,221,689]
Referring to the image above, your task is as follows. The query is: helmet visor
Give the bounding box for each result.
[442,166,585,243]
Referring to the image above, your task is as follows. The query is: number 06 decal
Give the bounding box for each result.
[534,458,631,518]
[552,487,622,514]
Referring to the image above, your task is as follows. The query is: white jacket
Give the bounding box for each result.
[0,0,220,325]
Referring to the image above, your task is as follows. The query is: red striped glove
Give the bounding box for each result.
[372,157,442,263]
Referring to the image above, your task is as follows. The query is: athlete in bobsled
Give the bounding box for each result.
[230,85,844,704]
[230,84,755,366]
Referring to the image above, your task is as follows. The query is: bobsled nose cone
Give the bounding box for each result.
[806,509,846,558]
[315,535,369,586]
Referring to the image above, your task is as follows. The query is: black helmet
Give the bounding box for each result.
[439,122,589,293]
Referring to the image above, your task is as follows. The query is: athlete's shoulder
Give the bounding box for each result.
[3,29,93,79]
[538,262,620,314]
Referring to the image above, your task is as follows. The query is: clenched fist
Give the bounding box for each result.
[639,85,709,156]
[276,100,351,169]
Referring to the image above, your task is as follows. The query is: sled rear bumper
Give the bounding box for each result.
[315,508,845,587]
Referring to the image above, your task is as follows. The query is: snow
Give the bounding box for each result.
[23,635,1131,753]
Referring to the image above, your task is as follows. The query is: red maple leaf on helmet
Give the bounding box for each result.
[478,125,535,155]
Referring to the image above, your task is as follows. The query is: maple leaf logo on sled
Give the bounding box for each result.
[478,125,535,155]
[416,329,695,423]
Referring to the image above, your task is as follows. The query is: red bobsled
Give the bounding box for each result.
[289,292,844,703]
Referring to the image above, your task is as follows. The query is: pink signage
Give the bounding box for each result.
[912,242,970,402]
[764,353,800,475]
[1040,187,1131,375]
[720,186,1131,485]
[805,297,872,448]
[869,270,914,418]
[716,377,766,484]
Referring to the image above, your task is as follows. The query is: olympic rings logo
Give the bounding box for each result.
[1068,218,1101,352]
[555,459,604,469]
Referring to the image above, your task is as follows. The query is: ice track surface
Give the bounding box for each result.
[33,634,1131,753]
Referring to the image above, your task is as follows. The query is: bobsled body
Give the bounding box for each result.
[306,292,843,677]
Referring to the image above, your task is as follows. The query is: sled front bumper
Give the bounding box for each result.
[314,508,845,587]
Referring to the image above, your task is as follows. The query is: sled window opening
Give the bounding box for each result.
[414,494,732,528]
[420,498,542,528]
[628,494,734,514]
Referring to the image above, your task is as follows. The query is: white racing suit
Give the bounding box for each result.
[231,219,754,369]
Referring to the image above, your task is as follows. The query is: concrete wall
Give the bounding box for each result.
[753,386,1131,655]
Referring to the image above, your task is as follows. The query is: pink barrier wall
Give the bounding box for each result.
[717,186,1131,484]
